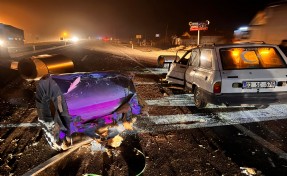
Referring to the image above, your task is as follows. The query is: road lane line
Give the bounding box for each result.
[134,82,158,85]
[81,55,88,61]
[145,94,194,106]
[131,68,168,75]
[116,47,165,76]
[144,94,254,108]
[0,123,41,128]
[135,111,287,132]
[234,124,287,160]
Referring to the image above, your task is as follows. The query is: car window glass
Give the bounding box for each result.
[189,49,199,66]
[258,48,286,67]
[177,51,191,65]
[220,47,286,69]
[199,49,212,68]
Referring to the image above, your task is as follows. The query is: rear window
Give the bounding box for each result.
[220,47,286,70]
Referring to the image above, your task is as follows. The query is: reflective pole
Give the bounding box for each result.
[197,30,200,45]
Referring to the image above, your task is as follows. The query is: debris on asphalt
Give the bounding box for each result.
[107,135,123,148]
[240,167,257,175]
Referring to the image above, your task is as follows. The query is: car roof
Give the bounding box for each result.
[195,42,278,50]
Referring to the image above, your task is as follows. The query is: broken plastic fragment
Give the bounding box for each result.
[240,167,257,176]
[107,135,123,148]
[91,140,106,152]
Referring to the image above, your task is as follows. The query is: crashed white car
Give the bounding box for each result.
[165,43,287,109]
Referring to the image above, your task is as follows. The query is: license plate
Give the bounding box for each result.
[242,81,276,89]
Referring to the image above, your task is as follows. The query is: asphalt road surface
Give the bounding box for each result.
[1,40,287,176]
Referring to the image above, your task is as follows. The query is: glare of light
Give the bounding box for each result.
[63,32,68,37]
[239,26,249,31]
[200,55,207,61]
[259,48,270,55]
[0,39,4,46]
[231,48,243,63]
[71,36,79,42]
[231,49,240,57]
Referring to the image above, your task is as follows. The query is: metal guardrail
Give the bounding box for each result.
[7,41,69,54]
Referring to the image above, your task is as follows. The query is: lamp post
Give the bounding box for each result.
[63,32,68,45]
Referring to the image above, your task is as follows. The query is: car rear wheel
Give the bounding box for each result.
[194,87,207,109]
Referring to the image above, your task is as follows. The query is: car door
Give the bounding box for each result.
[165,50,192,85]
[185,49,200,88]
[193,49,214,93]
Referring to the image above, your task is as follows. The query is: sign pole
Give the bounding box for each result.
[189,20,210,46]
[197,30,200,45]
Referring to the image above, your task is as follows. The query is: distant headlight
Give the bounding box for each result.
[71,37,79,42]
[0,39,4,46]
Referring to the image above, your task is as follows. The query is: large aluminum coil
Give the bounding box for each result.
[18,54,74,80]
[157,55,179,68]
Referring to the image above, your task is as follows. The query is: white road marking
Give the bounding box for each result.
[0,123,41,128]
[138,94,287,160]
[144,94,254,108]
[131,68,168,75]
[115,47,167,76]
[145,94,194,106]
[134,82,158,85]
[136,107,287,131]
[11,44,73,59]
[81,55,88,61]
[235,124,287,160]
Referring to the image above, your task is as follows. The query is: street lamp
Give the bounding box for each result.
[62,32,68,45]
[63,32,68,38]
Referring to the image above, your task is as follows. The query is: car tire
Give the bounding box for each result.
[254,104,269,109]
[194,87,207,109]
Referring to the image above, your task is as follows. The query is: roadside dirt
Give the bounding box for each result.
[0,66,246,176]
[3,41,275,175]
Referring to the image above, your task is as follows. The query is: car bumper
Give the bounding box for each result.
[203,90,287,106]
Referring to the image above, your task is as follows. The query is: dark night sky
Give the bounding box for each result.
[0,0,282,41]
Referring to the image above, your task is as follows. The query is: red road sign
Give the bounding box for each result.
[189,21,210,31]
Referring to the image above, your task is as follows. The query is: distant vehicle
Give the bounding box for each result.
[164,43,287,109]
[0,23,24,47]
[234,1,287,46]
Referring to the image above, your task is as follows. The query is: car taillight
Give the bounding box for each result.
[213,82,221,93]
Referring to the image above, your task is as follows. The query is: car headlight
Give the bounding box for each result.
[0,39,4,46]
[71,37,79,42]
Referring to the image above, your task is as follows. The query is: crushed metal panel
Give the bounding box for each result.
[35,71,142,150]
